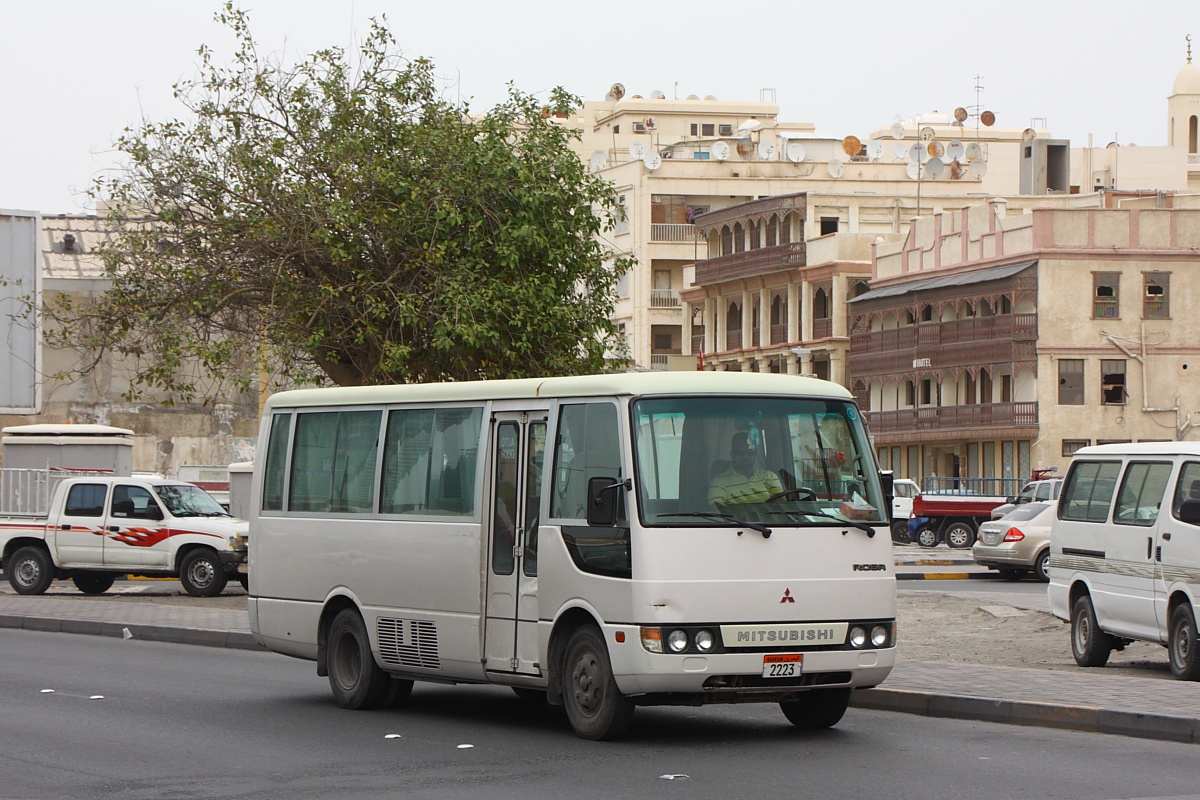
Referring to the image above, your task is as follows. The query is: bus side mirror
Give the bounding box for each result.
[1179,499,1200,525]
[587,477,626,527]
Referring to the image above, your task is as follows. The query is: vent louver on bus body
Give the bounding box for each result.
[377,618,441,669]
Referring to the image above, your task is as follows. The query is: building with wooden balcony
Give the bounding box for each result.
[849,198,1200,484]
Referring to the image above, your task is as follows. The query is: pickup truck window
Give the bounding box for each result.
[65,484,106,517]
[112,485,162,520]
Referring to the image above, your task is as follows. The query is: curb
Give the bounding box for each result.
[851,687,1200,745]
[0,613,265,651]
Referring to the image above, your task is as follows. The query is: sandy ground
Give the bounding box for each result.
[15,582,1178,680]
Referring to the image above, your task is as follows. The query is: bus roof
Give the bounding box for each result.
[263,371,852,411]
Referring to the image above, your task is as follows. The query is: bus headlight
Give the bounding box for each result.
[694,629,715,652]
[848,626,868,648]
[667,629,689,653]
[871,624,890,648]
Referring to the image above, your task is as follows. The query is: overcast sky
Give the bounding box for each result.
[2,0,1195,214]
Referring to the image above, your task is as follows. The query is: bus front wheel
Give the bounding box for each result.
[327,609,391,709]
[780,688,852,729]
[561,625,634,740]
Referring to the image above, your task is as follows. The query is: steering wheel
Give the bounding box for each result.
[767,487,817,503]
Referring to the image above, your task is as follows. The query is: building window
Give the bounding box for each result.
[733,222,746,253]
[1062,439,1089,457]
[1100,359,1127,405]
[919,379,933,405]
[720,225,733,256]
[1096,439,1132,445]
[820,217,839,235]
[1058,359,1084,405]
[702,123,715,137]
[614,195,628,235]
[612,124,619,134]
[1143,272,1169,319]
[1093,272,1119,318]
[770,294,784,326]
[765,215,779,247]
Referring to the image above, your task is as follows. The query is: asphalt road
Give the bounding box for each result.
[4,628,1198,800]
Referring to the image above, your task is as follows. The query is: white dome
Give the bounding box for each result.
[1172,61,1200,95]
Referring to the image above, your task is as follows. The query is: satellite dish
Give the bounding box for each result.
[866,140,885,160]
[893,141,909,160]
[735,138,755,158]
[968,159,988,179]
[757,141,777,160]
[629,141,647,160]
[954,107,968,123]
[908,143,928,163]
[946,140,965,161]
[608,83,626,101]
[785,141,806,163]
[980,110,996,127]
[650,89,666,99]
[588,150,607,170]
[891,122,905,140]
[738,119,765,133]
[919,126,936,142]
[841,135,863,157]
[965,142,984,161]
[711,140,731,161]
[1022,127,1037,142]
[906,161,922,180]
[643,151,662,171]
[927,141,945,159]
[925,157,945,179]
[827,159,845,178]
[950,159,966,179]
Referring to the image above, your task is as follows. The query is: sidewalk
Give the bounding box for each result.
[1,591,1198,745]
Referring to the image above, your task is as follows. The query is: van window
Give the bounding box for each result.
[1113,462,1172,526]
[1171,461,1200,522]
[1060,461,1122,522]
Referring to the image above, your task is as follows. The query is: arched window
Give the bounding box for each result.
[780,213,793,244]
[748,220,760,250]
[720,225,733,256]
[1190,115,1198,154]
[770,294,784,326]
[766,215,779,247]
[814,287,830,319]
[733,222,746,253]
[727,301,742,331]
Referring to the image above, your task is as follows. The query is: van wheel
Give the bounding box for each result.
[1168,605,1200,681]
[327,609,391,709]
[945,522,975,549]
[780,688,852,729]
[915,527,939,548]
[8,546,54,595]
[562,625,635,740]
[72,572,116,595]
[1034,550,1051,583]
[890,521,911,544]
[1071,595,1114,667]
[179,549,228,597]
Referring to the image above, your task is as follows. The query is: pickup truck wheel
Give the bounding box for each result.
[915,527,939,548]
[72,572,116,595]
[945,522,975,549]
[8,546,54,595]
[179,549,228,597]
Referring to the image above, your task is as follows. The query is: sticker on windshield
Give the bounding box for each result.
[845,407,858,421]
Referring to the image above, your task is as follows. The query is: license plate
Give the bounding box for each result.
[762,654,803,678]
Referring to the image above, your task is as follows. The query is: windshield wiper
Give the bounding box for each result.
[658,512,772,538]
[765,509,876,537]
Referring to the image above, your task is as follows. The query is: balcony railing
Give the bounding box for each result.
[770,323,787,345]
[694,241,806,285]
[812,318,832,339]
[650,223,699,243]
[726,329,743,350]
[849,313,1037,376]
[650,288,681,308]
[650,354,669,370]
[866,402,1038,435]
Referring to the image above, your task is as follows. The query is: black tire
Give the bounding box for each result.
[780,688,853,729]
[945,522,975,549]
[179,549,228,597]
[327,609,391,709]
[890,521,911,544]
[8,546,54,595]
[383,676,415,707]
[998,569,1024,582]
[512,687,547,702]
[72,572,116,595]
[1071,594,1114,668]
[561,625,635,740]
[915,526,939,548]
[1033,550,1050,584]
[1168,604,1200,681]
[237,573,249,591]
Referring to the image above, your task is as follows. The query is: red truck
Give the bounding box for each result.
[909,492,1006,549]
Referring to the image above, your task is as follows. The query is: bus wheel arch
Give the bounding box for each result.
[316,595,361,678]
[560,623,635,740]
[546,607,604,706]
[325,605,391,709]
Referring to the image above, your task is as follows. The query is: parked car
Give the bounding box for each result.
[890,479,921,542]
[972,501,1055,582]
[989,477,1063,520]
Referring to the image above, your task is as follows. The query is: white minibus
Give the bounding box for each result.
[1049,442,1200,681]
[248,372,896,738]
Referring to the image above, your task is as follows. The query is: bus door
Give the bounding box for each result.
[483,412,548,676]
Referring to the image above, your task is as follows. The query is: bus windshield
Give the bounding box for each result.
[632,396,885,528]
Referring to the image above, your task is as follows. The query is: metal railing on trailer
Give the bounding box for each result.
[0,467,114,517]
[920,476,1022,498]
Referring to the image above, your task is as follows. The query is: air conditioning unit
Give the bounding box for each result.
[632,121,647,133]
[718,124,734,136]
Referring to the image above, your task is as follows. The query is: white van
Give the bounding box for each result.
[1048,442,1200,681]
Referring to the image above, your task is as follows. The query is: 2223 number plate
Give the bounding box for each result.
[762,653,803,678]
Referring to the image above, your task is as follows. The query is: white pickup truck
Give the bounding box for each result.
[0,470,247,597]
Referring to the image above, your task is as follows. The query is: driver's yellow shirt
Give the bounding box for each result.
[707,468,784,505]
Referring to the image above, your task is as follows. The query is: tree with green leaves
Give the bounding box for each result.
[47,5,628,397]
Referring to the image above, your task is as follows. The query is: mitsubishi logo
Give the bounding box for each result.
[779,588,795,603]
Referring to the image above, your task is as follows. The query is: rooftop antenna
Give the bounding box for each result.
[1188,34,1193,64]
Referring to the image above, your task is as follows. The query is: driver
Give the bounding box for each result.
[708,432,784,506]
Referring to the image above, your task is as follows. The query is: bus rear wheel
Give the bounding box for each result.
[327,608,391,709]
[780,688,852,729]
[561,625,634,740]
